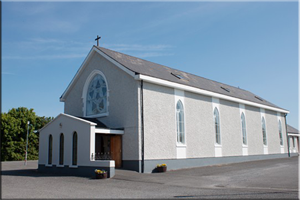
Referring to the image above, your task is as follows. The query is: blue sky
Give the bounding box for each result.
[2,2,298,128]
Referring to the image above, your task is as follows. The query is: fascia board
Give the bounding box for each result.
[95,128,124,134]
[288,133,299,137]
[135,74,289,114]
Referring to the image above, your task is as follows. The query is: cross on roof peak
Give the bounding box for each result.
[95,35,101,46]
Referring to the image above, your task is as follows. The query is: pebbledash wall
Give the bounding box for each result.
[141,82,290,173]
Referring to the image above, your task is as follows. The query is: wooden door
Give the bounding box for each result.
[110,135,122,168]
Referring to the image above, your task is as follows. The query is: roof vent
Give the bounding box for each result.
[220,86,230,93]
[255,96,263,101]
[171,72,183,79]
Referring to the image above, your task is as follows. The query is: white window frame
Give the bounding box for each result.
[261,117,267,146]
[212,98,222,157]
[174,89,186,159]
[260,109,268,154]
[239,104,248,146]
[82,70,109,118]
[176,100,185,145]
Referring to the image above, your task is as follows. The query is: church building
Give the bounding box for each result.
[38,45,295,178]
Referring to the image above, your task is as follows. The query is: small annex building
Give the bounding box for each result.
[38,45,296,178]
[287,124,299,154]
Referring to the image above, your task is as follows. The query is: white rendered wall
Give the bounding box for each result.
[185,92,215,158]
[245,105,264,155]
[141,81,288,161]
[39,114,94,167]
[219,99,242,157]
[265,110,282,154]
[143,82,176,160]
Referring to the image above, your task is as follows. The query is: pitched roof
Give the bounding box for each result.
[95,46,286,111]
[287,124,299,134]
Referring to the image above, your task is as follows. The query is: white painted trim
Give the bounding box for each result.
[45,164,52,167]
[56,165,64,168]
[135,74,289,114]
[60,46,135,102]
[260,109,268,147]
[82,69,109,118]
[39,113,97,132]
[90,126,95,161]
[174,89,186,146]
[176,146,186,159]
[288,133,300,137]
[212,98,222,146]
[69,165,78,168]
[95,128,124,134]
[239,104,248,147]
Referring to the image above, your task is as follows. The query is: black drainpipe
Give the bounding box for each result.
[284,113,290,157]
[141,80,145,173]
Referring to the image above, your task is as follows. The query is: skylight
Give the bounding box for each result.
[171,72,183,79]
[220,86,230,93]
[255,96,263,101]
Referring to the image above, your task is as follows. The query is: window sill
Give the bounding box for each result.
[57,165,64,168]
[215,144,222,147]
[45,164,52,167]
[176,143,186,147]
[242,145,248,148]
[69,165,78,168]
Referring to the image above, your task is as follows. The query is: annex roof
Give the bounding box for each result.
[287,124,299,135]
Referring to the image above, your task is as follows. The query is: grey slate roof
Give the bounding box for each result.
[96,46,285,110]
[287,125,299,134]
[77,116,123,130]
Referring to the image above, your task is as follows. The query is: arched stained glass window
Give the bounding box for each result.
[214,108,221,145]
[262,117,267,146]
[48,135,53,165]
[72,132,78,166]
[176,100,185,144]
[59,133,64,165]
[278,120,283,146]
[86,74,107,116]
[241,113,247,145]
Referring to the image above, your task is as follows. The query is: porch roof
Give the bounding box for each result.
[77,116,124,134]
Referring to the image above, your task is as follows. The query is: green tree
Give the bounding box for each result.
[1,107,53,161]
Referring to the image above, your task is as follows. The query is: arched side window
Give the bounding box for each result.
[241,113,247,145]
[214,108,221,145]
[72,132,78,166]
[176,100,185,144]
[86,74,108,116]
[278,120,283,146]
[292,137,295,147]
[59,133,64,165]
[262,117,267,146]
[48,135,53,165]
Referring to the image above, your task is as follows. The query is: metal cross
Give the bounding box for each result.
[95,35,101,46]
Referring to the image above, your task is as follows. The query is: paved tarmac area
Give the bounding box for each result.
[1,156,299,199]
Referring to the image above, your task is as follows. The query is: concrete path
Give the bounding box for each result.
[1,156,298,199]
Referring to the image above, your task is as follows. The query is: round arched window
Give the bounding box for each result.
[86,74,107,116]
